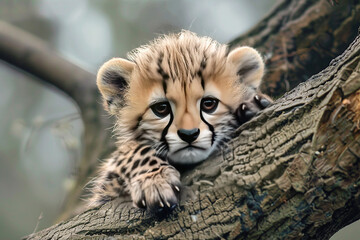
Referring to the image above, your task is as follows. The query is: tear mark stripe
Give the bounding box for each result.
[200,111,215,145]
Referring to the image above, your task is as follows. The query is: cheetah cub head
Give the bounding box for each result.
[97,31,264,164]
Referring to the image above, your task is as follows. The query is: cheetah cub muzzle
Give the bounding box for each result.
[89,31,272,213]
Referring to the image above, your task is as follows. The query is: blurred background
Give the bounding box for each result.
[0,0,357,239]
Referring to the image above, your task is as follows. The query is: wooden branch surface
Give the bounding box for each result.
[25,29,360,240]
[230,0,360,98]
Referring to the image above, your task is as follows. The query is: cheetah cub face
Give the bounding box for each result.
[97,31,265,165]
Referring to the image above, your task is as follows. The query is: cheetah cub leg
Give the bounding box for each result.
[119,144,181,212]
[130,157,181,212]
[236,93,272,125]
[89,144,181,212]
[226,46,273,124]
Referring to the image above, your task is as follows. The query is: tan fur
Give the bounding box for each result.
[89,31,268,211]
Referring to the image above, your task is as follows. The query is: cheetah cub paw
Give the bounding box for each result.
[236,93,272,124]
[130,165,181,212]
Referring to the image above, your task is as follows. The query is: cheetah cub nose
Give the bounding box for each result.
[177,128,200,143]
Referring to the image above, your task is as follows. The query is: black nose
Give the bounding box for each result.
[177,128,200,143]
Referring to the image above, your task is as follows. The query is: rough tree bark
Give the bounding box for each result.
[0,0,359,239]
[231,0,360,98]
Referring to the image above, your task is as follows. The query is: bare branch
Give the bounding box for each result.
[0,21,95,106]
[0,21,114,220]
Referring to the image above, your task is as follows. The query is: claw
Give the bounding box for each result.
[159,201,164,208]
[142,200,146,207]
[174,186,180,192]
[254,95,260,101]
[241,104,246,111]
[165,200,171,208]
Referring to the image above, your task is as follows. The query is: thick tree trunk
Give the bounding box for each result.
[231,0,360,98]
[25,29,360,240]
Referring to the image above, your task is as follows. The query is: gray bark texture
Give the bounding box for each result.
[231,0,360,98]
[25,20,360,240]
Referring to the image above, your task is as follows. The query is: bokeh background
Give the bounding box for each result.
[0,0,357,239]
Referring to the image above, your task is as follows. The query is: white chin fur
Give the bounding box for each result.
[168,146,214,164]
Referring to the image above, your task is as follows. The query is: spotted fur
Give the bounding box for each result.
[89,31,271,211]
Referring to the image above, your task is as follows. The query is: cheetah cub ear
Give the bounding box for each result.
[96,58,135,114]
[227,46,264,89]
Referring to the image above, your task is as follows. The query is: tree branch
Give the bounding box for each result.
[25,29,360,240]
[0,21,115,220]
[0,21,95,108]
[231,0,360,98]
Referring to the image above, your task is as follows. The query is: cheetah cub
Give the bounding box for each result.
[89,31,271,212]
